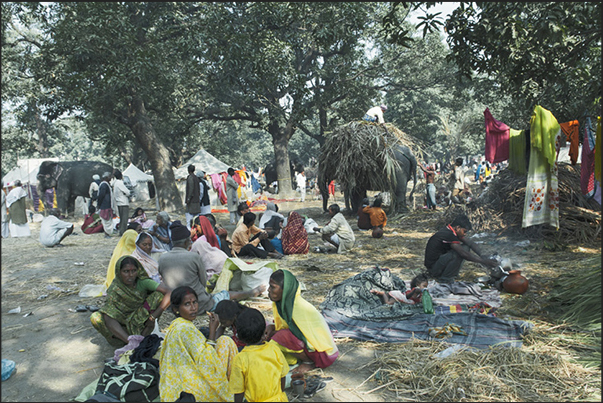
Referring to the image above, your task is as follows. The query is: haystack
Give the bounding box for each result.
[438,164,601,245]
[318,121,425,211]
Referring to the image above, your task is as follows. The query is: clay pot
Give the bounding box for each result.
[372,227,384,238]
[502,270,529,294]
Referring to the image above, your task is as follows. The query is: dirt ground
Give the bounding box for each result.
[1,194,600,402]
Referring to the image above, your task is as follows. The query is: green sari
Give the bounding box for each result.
[91,255,163,346]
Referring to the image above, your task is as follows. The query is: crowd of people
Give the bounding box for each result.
[1,152,506,401]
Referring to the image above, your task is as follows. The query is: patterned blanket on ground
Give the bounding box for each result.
[319,267,531,347]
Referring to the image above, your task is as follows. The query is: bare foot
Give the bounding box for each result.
[251,284,267,297]
[293,362,315,375]
[370,289,385,296]
[370,289,393,305]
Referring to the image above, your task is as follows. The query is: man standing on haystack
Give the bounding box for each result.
[363,105,387,124]
[185,164,201,229]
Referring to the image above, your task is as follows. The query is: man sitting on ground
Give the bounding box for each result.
[424,214,499,283]
[313,203,356,253]
[232,212,283,259]
[39,208,74,247]
[158,220,265,314]
[235,202,250,228]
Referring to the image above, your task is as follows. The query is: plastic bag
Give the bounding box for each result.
[2,359,16,381]
[79,284,106,298]
[422,289,434,314]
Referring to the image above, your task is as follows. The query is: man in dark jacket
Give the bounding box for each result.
[185,164,201,229]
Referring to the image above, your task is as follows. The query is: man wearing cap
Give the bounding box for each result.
[158,221,266,314]
[88,174,101,210]
[364,104,387,124]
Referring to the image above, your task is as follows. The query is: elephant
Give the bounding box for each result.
[263,159,304,194]
[319,144,417,215]
[37,160,114,216]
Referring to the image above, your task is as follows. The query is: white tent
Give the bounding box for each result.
[174,149,231,180]
[123,163,154,202]
[2,158,60,187]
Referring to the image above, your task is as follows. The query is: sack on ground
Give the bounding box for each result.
[95,361,159,402]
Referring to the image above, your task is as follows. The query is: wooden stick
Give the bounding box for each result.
[362,380,397,394]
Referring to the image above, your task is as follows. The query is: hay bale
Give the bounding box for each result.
[437,165,601,245]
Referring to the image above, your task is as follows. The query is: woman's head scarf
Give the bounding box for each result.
[104,229,139,288]
[274,269,308,348]
[196,215,219,248]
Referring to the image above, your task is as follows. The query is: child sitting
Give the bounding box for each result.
[229,308,289,402]
[213,300,248,351]
[370,273,429,305]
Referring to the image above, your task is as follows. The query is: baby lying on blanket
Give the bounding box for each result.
[370,273,429,305]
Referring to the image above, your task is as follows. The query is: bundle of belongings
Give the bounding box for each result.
[319,267,532,349]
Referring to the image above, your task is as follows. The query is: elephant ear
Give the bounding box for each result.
[53,164,64,180]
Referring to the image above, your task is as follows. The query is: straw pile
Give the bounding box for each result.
[366,338,600,401]
[318,121,425,211]
[437,164,601,244]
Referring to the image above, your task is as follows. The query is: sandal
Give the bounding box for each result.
[304,380,326,398]
[87,305,100,312]
[75,305,88,312]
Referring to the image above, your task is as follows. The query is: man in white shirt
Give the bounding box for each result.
[88,174,101,210]
[296,170,307,202]
[39,208,74,247]
[452,157,466,204]
[363,105,387,124]
[112,170,131,236]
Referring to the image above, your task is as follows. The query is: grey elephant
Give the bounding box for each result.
[37,160,114,216]
[319,144,417,215]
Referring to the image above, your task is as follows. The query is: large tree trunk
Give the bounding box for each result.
[128,97,183,213]
[269,120,296,199]
[34,108,50,158]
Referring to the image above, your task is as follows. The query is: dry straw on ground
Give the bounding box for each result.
[437,164,601,245]
[364,337,601,402]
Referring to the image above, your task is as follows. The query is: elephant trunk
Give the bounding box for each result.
[408,155,417,204]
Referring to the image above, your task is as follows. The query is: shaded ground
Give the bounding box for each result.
[1,195,600,402]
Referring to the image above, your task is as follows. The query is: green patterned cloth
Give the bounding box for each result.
[319,267,423,321]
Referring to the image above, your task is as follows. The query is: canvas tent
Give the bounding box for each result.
[123,163,154,202]
[174,149,231,180]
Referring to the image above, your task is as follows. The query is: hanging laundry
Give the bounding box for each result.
[559,120,580,165]
[484,108,510,163]
[210,173,227,205]
[508,129,527,175]
[522,105,561,230]
[580,117,596,198]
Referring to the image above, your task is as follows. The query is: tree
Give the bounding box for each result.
[190,2,383,197]
[36,2,220,212]
[445,2,601,121]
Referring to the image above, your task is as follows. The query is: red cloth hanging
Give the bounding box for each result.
[484,108,510,164]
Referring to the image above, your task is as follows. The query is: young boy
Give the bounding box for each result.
[229,308,289,402]
[370,273,429,305]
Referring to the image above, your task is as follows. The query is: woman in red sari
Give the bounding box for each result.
[281,211,309,255]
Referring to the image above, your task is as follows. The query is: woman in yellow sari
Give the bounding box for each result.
[104,229,138,288]
[159,286,238,402]
[266,269,339,374]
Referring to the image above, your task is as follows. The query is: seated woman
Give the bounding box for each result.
[91,256,171,347]
[159,286,237,402]
[266,269,339,374]
[258,202,284,230]
[281,211,309,255]
[104,228,139,289]
[129,207,155,230]
[206,214,233,257]
[81,206,104,234]
[190,215,228,279]
[130,232,161,283]
[148,211,172,252]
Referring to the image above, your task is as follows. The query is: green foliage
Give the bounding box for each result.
[446,2,601,120]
